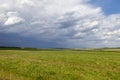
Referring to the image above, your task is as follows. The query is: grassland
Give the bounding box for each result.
[0,49,120,80]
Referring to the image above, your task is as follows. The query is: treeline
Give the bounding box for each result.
[0,46,21,50]
[0,46,71,51]
[0,46,120,51]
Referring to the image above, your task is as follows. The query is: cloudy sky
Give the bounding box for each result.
[0,0,120,48]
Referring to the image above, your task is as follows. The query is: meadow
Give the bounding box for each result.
[0,49,120,80]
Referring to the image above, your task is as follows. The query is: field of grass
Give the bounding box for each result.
[0,49,120,80]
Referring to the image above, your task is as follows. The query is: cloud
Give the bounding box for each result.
[4,16,24,26]
[0,11,24,26]
[0,0,120,48]
[4,12,24,26]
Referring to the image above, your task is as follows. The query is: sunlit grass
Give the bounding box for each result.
[0,50,120,80]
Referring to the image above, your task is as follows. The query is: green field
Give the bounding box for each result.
[0,49,120,80]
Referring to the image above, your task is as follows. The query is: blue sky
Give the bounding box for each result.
[0,0,120,48]
[91,0,120,15]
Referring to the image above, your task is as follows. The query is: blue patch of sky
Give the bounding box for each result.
[89,0,120,15]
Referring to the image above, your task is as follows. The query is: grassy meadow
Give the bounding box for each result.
[0,49,120,80]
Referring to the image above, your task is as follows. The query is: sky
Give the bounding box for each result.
[0,0,120,48]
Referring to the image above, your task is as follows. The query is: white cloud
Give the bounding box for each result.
[0,0,120,48]
[4,16,24,26]
[3,12,24,26]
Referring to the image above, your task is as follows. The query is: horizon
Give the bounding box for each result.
[0,46,120,49]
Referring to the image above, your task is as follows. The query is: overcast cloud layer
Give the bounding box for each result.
[0,0,120,48]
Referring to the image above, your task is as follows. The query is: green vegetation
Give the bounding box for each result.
[0,49,120,80]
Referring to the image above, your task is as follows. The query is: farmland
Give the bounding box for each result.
[0,49,120,80]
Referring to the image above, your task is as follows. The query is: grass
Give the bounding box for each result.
[0,49,120,80]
